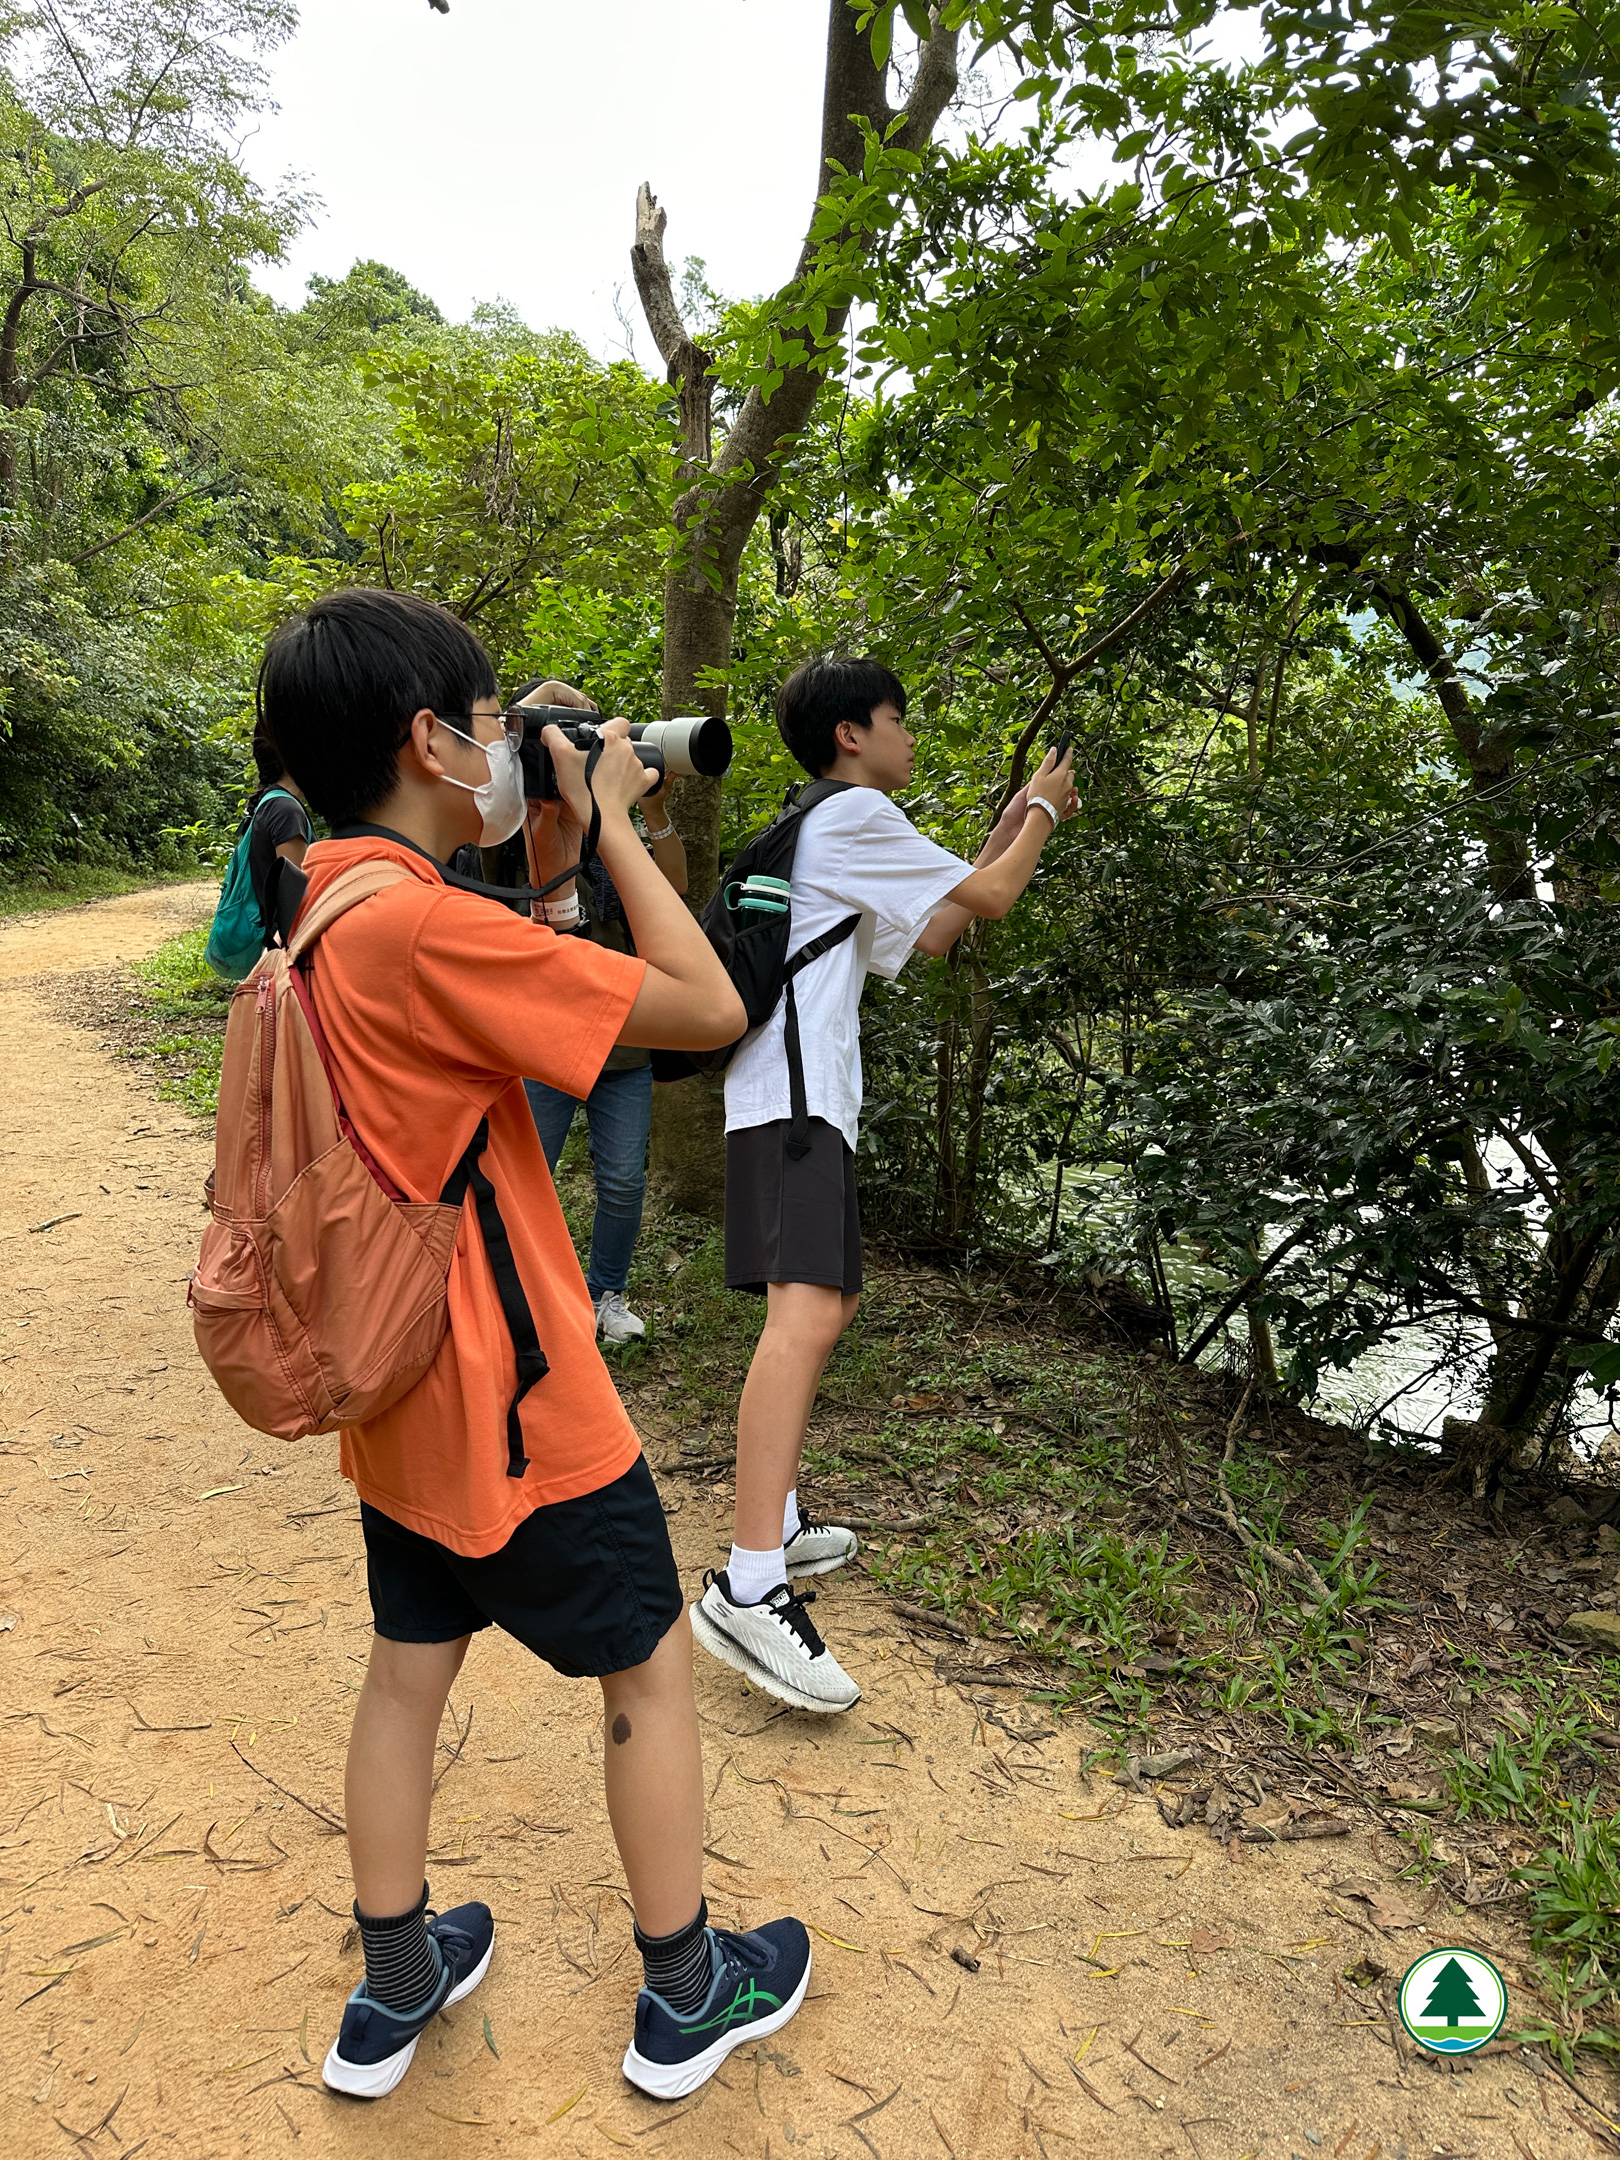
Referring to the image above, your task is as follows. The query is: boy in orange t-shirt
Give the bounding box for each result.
[261,589,810,2104]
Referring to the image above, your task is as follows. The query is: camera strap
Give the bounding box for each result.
[331,821,588,903]
[439,1118,545,1481]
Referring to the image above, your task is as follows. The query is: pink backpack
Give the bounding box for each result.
[190,859,546,1458]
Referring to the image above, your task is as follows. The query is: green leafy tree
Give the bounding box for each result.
[0,0,302,876]
[747,10,1620,1473]
[337,326,670,677]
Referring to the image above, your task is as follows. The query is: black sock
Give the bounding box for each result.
[356,1881,442,2014]
[635,1897,713,2016]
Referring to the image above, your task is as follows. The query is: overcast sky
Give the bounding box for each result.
[240,1,830,360]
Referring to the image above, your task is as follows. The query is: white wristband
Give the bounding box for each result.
[1026,795,1060,829]
[541,893,581,927]
[644,820,676,842]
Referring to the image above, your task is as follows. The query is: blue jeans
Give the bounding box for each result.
[525,1064,653,1299]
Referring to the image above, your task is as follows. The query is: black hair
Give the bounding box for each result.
[252,727,285,788]
[257,586,498,827]
[775,656,907,778]
[241,726,288,829]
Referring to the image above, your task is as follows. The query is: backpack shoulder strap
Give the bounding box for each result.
[781,913,862,1164]
[272,853,548,1482]
[249,785,315,845]
[791,777,857,814]
[774,782,862,1161]
[784,912,861,980]
[285,860,415,961]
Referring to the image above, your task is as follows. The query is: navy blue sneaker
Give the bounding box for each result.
[322,1902,495,2099]
[622,1918,812,2099]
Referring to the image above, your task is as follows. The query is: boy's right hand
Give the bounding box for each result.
[542,716,658,829]
[1028,742,1079,824]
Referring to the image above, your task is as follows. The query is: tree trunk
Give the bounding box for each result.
[1481,1228,1605,1435]
[933,957,960,1235]
[1366,579,1531,904]
[632,3,960,1216]
[954,938,995,1236]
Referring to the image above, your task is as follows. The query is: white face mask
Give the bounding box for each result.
[437,718,526,847]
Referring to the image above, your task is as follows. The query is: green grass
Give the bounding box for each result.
[126,925,233,1115]
[0,863,210,919]
[1445,1701,1602,1824]
[1513,1798,1620,2066]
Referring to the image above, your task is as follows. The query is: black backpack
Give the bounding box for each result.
[655,779,858,1159]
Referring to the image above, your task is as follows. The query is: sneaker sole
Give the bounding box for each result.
[690,1600,861,1715]
[621,1948,813,2100]
[784,1549,856,1580]
[321,1931,496,2100]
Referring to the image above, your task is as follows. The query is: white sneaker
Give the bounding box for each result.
[690,1572,861,1715]
[784,1505,859,1580]
[595,1290,646,1342]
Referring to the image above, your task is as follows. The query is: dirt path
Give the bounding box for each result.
[0,888,1600,2160]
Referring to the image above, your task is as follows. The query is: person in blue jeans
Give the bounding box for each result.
[526,763,687,1342]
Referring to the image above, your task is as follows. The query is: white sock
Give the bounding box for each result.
[726,1543,785,1605]
[782,1488,799,1543]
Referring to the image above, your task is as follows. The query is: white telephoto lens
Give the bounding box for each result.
[632,715,733,779]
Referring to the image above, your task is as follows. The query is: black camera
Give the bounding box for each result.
[514,705,734,804]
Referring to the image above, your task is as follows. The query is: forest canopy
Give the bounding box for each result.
[2,0,1618,1479]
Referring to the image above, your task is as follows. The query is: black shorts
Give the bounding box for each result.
[724,1116,862,1298]
[360,1457,682,1679]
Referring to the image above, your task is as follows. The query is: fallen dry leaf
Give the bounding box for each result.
[1355,1890,1421,1930]
[1243,1795,1292,1831]
[1189,1927,1234,1955]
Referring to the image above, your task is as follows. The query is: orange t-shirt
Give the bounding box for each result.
[296,837,647,1557]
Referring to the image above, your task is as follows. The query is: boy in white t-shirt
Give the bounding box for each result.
[690,658,1077,1711]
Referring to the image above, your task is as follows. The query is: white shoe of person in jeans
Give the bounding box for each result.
[595,1289,646,1342]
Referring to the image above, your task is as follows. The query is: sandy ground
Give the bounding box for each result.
[0,886,1612,2160]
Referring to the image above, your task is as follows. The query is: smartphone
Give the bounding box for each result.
[1052,729,1073,761]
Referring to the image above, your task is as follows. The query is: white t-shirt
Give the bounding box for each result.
[724,786,971,1152]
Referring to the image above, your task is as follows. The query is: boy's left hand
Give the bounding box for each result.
[984,786,1030,860]
[521,679,598,714]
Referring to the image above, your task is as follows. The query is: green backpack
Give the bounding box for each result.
[205,789,312,980]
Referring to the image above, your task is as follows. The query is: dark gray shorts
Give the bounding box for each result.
[724,1116,862,1298]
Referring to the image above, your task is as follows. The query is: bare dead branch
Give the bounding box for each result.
[630,184,691,372]
[431,1700,474,1795]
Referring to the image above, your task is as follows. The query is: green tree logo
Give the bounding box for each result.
[1398,1948,1507,2054]
[1423,1957,1484,2028]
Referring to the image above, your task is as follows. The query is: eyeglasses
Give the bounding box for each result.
[435,711,526,753]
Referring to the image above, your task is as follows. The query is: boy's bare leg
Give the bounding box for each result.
[345,1634,469,1917]
[733,1282,859,1551]
[599,1612,705,1936]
